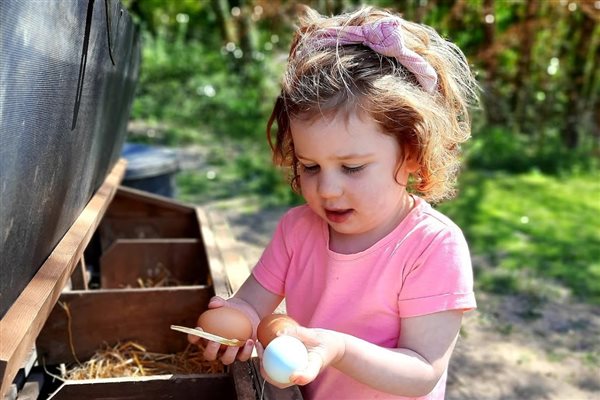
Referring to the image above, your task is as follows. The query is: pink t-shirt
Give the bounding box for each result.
[252,196,476,400]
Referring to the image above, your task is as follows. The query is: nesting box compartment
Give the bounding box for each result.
[37,288,212,368]
[35,287,242,399]
[85,186,211,289]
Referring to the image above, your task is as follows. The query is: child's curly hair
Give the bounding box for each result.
[267,6,480,203]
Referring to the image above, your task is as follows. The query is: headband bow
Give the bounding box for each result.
[315,17,438,92]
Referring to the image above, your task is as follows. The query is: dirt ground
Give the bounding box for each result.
[203,198,600,400]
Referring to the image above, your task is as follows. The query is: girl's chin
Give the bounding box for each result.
[328,221,363,237]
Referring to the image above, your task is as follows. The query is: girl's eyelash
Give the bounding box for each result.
[300,164,365,174]
[301,164,319,173]
[343,165,365,174]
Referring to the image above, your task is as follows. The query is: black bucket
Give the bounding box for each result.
[121,143,179,198]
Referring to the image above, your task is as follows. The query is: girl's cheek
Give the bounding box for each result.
[299,174,312,190]
[299,177,317,200]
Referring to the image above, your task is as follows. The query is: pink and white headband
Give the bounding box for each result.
[314,16,438,93]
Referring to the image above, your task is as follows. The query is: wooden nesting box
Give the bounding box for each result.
[0,160,302,400]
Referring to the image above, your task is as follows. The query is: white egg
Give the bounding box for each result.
[262,335,308,384]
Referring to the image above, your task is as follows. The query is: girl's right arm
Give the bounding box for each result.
[233,273,285,319]
[189,274,283,364]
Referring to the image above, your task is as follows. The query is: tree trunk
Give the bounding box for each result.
[237,0,257,63]
[210,0,237,44]
[512,0,539,133]
[562,9,597,149]
[448,0,466,31]
[480,0,505,125]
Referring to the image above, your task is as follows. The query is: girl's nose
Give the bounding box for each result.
[317,172,343,199]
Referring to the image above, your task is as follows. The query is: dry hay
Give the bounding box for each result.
[56,301,224,380]
[60,341,225,380]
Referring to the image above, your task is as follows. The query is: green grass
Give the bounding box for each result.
[437,170,600,304]
[176,141,302,207]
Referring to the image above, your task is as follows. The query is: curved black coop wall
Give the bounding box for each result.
[0,0,140,317]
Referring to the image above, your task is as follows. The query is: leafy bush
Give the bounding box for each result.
[131,29,280,144]
[466,125,599,174]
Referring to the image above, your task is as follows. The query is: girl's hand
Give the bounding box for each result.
[188,296,260,365]
[257,325,345,387]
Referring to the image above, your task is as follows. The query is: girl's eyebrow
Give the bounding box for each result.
[336,153,373,160]
[296,153,373,161]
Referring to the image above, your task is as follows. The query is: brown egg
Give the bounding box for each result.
[198,307,253,342]
[257,314,299,347]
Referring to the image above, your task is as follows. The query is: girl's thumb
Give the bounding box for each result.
[207,296,227,308]
[283,326,319,347]
[291,352,322,385]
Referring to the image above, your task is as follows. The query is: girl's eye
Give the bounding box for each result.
[343,165,365,174]
[301,164,320,174]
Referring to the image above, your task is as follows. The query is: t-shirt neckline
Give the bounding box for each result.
[322,195,426,261]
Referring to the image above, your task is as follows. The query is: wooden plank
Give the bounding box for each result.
[99,216,198,248]
[230,362,257,400]
[250,358,303,400]
[69,258,88,291]
[48,374,236,400]
[205,211,251,294]
[0,159,127,398]
[3,383,16,400]
[109,186,195,215]
[196,207,231,299]
[99,239,209,288]
[14,371,43,400]
[36,287,212,365]
[99,187,201,251]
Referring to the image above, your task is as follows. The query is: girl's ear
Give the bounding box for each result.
[404,153,420,174]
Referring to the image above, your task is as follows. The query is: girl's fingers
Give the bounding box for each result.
[207,296,227,309]
[255,340,265,358]
[202,340,223,361]
[282,326,319,346]
[188,326,206,345]
[236,339,254,362]
[188,332,200,345]
[291,352,322,385]
[220,343,241,365]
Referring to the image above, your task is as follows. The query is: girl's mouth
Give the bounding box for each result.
[325,208,353,223]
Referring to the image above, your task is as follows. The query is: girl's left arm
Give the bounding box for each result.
[290,310,463,398]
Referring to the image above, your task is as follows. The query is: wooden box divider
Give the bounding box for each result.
[36,287,212,365]
[98,186,201,248]
[46,374,238,400]
[99,238,209,288]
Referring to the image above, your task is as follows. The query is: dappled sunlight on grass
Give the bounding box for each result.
[438,170,600,303]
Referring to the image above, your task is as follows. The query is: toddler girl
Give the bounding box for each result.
[190,5,479,399]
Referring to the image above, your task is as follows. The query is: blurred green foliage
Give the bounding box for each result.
[465,125,599,174]
[131,22,281,141]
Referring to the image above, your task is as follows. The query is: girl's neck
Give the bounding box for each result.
[329,195,415,255]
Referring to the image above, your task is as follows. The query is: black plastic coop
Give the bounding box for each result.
[0,0,140,317]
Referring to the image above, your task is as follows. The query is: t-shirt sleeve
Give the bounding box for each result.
[397,228,476,317]
[251,211,293,297]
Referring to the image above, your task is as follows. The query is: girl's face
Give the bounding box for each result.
[291,112,418,253]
